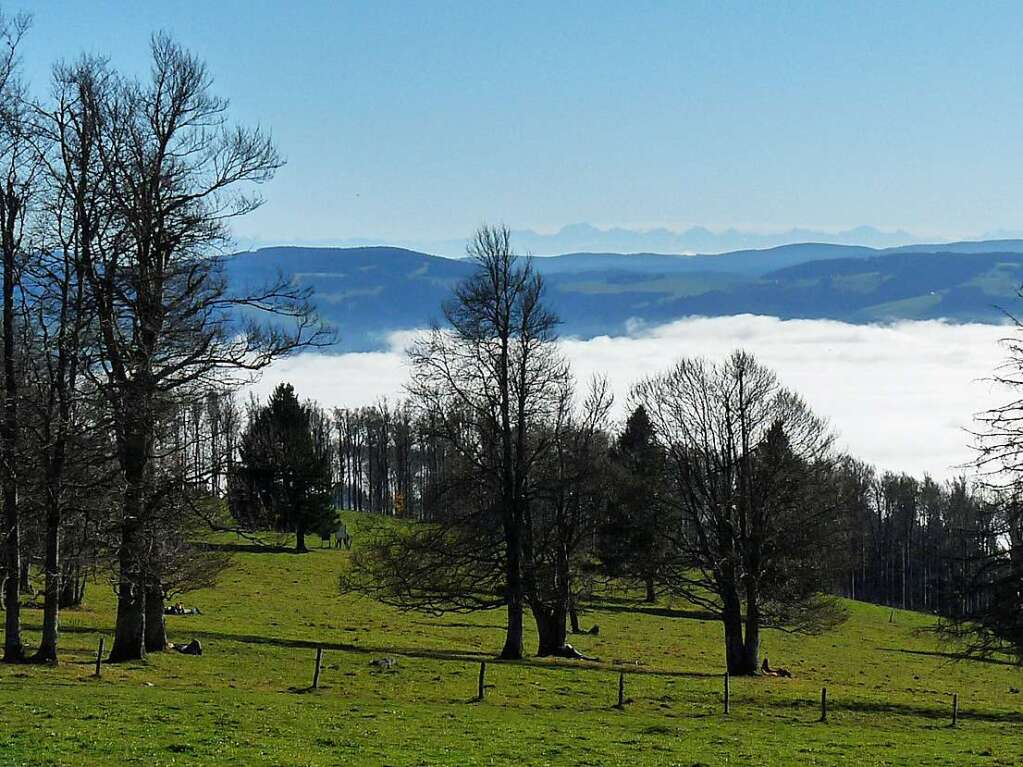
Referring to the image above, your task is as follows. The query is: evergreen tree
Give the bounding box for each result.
[230,383,336,552]
[599,405,668,602]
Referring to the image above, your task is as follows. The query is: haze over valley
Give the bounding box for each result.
[229,236,1023,478]
[228,238,1023,350]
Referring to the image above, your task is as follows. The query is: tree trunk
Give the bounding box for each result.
[296,523,307,554]
[1,203,23,664]
[500,596,524,660]
[723,595,756,675]
[1,520,21,662]
[499,503,525,660]
[59,559,84,608]
[109,473,146,662]
[569,597,581,634]
[644,574,656,603]
[33,505,61,663]
[2,489,22,662]
[743,592,761,675]
[533,603,569,657]
[144,583,167,652]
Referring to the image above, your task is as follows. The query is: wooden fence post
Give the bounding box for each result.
[312,646,323,689]
[952,692,958,727]
[617,672,625,708]
[724,673,730,714]
[477,661,486,700]
[94,637,104,678]
[820,687,828,722]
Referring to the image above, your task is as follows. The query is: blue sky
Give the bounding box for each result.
[15,1,1023,245]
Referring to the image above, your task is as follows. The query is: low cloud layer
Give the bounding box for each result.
[250,315,1016,480]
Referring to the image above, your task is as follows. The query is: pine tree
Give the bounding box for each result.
[230,383,336,552]
[599,405,668,602]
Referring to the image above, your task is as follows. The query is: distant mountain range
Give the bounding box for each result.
[262,223,929,258]
[225,239,1023,351]
[475,223,925,256]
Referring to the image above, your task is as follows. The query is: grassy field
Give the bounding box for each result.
[3,514,1023,766]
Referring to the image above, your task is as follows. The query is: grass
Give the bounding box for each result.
[3,514,1023,766]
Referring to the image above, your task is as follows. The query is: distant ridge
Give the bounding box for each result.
[227,239,1023,351]
[886,239,1023,255]
[263,223,930,258]
[507,223,923,257]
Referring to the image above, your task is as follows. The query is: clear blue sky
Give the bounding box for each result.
[15,1,1023,244]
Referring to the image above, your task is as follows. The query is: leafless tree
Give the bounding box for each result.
[0,9,33,664]
[972,318,1023,487]
[633,350,844,675]
[938,318,1023,662]
[78,35,328,662]
[527,376,612,655]
[348,225,568,659]
[9,54,113,664]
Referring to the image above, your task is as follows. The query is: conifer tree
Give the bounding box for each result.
[599,405,669,602]
[230,383,336,552]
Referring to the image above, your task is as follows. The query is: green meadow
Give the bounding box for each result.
[2,515,1022,767]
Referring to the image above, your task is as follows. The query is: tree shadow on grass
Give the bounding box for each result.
[833,697,1023,725]
[163,628,495,666]
[591,602,718,622]
[198,542,300,555]
[743,695,1023,727]
[884,647,1022,668]
[411,620,506,631]
[287,685,333,694]
[52,621,718,679]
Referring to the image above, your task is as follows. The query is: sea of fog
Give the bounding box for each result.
[249,315,1017,481]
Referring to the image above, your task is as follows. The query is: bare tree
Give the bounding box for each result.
[10,54,111,664]
[633,350,845,675]
[140,425,232,653]
[0,9,33,664]
[348,225,567,659]
[939,319,1023,662]
[527,376,612,655]
[81,35,327,662]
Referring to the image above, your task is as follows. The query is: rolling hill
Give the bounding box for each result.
[225,241,1023,351]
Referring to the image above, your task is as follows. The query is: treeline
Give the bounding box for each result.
[292,405,1003,618]
[832,462,999,616]
[210,392,1002,624]
[333,401,425,517]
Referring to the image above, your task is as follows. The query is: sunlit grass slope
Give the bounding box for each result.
[2,512,1022,766]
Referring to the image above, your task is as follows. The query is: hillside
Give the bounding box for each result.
[658,251,1023,324]
[3,518,1021,766]
[227,241,1023,350]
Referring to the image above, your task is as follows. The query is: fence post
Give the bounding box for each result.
[477,661,486,700]
[312,646,323,689]
[617,672,625,708]
[820,687,828,722]
[94,637,104,678]
[952,692,958,727]
[724,673,730,714]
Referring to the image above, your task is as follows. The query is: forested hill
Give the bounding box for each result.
[225,241,1023,350]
